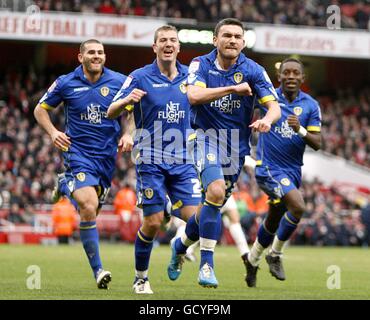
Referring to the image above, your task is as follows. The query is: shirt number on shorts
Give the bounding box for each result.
[191,178,202,197]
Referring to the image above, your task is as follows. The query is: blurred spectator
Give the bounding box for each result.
[113,181,137,221]
[7,203,26,224]
[51,197,78,244]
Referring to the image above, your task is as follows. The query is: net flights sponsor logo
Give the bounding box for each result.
[158,101,185,124]
[80,104,107,124]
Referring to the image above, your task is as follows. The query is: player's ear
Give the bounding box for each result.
[301,72,305,83]
[152,43,157,54]
[277,71,282,83]
[78,53,83,64]
[213,35,217,48]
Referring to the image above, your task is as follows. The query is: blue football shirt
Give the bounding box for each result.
[38,65,126,158]
[256,87,322,169]
[113,60,191,163]
[187,49,277,158]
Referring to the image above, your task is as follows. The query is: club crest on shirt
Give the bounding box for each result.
[294,106,303,116]
[233,72,243,84]
[206,153,216,162]
[179,81,187,94]
[144,188,154,199]
[280,178,290,186]
[77,172,86,182]
[100,86,110,97]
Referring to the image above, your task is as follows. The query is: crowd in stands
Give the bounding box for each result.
[0,66,369,246]
[27,0,370,30]
[318,87,370,168]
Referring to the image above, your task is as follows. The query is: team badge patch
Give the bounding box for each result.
[280,178,290,186]
[233,72,243,84]
[144,188,154,199]
[100,86,110,97]
[206,153,216,162]
[77,172,86,182]
[189,60,200,73]
[179,82,187,94]
[294,107,303,116]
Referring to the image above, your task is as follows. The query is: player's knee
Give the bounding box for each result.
[78,200,98,220]
[144,219,162,234]
[206,181,225,204]
[289,202,306,219]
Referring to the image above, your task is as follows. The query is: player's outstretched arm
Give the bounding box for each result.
[34,104,71,151]
[187,82,252,105]
[118,112,135,153]
[107,88,146,119]
[287,115,322,151]
[249,100,281,133]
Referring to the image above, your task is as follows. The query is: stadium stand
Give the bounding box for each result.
[30,0,369,30]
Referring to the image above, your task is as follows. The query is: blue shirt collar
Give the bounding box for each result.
[151,59,186,79]
[277,87,303,104]
[74,65,107,84]
[206,48,247,71]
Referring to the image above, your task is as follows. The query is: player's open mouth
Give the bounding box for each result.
[286,81,297,87]
[164,50,173,55]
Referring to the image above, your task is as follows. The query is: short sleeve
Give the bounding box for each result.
[112,74,139,112]
[251,65,278,105]
[38,76,65,110]
[307,102,322,132]
[186,58,207,88]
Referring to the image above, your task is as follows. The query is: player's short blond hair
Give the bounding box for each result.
[154,25,178,43]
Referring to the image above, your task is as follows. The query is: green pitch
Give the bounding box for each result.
[0,244,369,300]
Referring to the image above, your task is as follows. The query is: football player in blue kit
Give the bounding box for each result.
[245,58,322,287]
[107,25,201,294]
[34,39,127,289]
[167,18,281,288]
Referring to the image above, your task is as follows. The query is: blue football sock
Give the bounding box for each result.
[135,229,154,273]
[199,200,222,269]
[175,214,199,254]
[277,212,300,241]
[257,222,275,248]
[79,221,102,278]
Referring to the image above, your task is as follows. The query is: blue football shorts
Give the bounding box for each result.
[63,149,115,206]
[136,163,202,217]
[255,164,301,203]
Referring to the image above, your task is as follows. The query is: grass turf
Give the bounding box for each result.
[0,244,369,300]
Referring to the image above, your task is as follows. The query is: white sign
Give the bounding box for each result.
[253,25,370,59]
[0,12,166,46]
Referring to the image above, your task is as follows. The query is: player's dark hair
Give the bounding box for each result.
[80,39,103,53]
[214,18,244,36]
[154,25,178,43]
[279,58,305,73]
